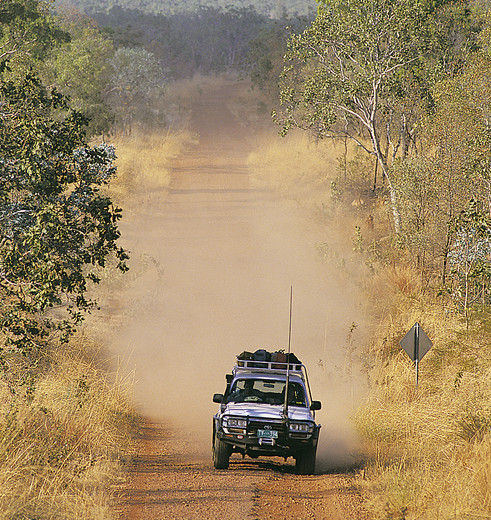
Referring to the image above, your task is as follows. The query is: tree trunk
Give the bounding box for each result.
[370,128,402,234]
[373,158,378,192]
[441,230,452,286]
[385,175,402,235]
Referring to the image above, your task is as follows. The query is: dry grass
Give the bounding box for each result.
[0,120,198,520]
[354,279,491,520]
[0,339,137,520]
[247,130,339,201]
[247,127,491,519]
[0,79,227,519]
[107,129,197,203]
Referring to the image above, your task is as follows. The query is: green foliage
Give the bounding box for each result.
[42,13,115,135]
[277,0,440,147]
[0,3,116,136]
[0,0,70,75]
[392,50,491,294]
[447,199,491,319]
[274,0,453,234]
[0,72,128,360]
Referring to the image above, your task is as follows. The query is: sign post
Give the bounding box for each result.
[400,322,432,389]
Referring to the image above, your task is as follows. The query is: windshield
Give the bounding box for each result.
[225,378,307,407]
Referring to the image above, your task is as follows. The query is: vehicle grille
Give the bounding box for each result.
[247,419,285,434]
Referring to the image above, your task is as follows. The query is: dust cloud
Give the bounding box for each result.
[103,80,367,469]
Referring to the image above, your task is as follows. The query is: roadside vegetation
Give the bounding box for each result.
[2,0,491,518]
[109,129,197,203]
[249,94,491,520]
[0,338,136,519]
[355,284,491,519]
[0,5,216,517]
[0,2,277,516]
[0,3,137,519]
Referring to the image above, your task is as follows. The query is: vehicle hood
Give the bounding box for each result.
[222,402,314,422]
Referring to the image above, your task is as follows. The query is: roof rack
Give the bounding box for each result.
[233,357,307,382]
[232,356,314,401]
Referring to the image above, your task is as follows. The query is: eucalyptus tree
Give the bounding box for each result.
[274,0,448,233]
[447,199,491,323]
[107,47,165,132]
[43,13,115,136]
[0,1,128,371]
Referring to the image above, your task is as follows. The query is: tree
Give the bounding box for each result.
[0,72,128,363]
[274,0,450,233]
[394,50,491,284]
[107,46,165,132]
[0,0,69,75]
[448,199,491,324]
[42,11,115,136]
[247,15,311,99]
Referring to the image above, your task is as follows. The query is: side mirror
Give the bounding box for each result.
[310,400,321,411]
[213,393,224,403]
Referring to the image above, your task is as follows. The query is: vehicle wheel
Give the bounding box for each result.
[213,434,231,469]
[295,446,316,475]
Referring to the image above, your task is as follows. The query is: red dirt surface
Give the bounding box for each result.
[116,421,370,520]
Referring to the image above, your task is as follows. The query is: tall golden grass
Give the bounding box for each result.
[355,270,491,520]
[247,130,339,200]
[0,339,137,520]
[107,129,197,203]
[0,125,198,519]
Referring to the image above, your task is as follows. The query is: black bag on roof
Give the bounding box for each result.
[286,352,301,367]
[250,349,271,367]
[238,351,254,360]
[253,349,271,362]
[237,351,254,367]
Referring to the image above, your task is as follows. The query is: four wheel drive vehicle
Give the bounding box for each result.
[212,351,322,475]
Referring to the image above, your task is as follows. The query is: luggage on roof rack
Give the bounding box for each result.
[235,349,303,373]
[271,351,287,368]
[237,351,254,361]
[237,349,270,367]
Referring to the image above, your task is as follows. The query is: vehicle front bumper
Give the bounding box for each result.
[216,424,321,458]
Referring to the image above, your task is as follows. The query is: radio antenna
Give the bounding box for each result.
[288,285,293,355]
[283,286,293,420]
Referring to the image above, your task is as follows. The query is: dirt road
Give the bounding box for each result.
[116,421,369,520]
[110,79,370,519]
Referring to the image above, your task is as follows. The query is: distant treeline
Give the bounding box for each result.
[55,0,317,18]
[84,5,312,78]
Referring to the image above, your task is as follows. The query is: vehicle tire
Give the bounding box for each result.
[295,446,316,475]
[213,434,231,469]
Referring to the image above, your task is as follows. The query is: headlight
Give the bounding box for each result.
[223,417,247,428]
[289,422,314,433]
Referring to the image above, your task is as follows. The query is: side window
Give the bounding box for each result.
[288,383,307,407]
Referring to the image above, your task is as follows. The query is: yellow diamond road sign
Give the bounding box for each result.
[400,322,432,362]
